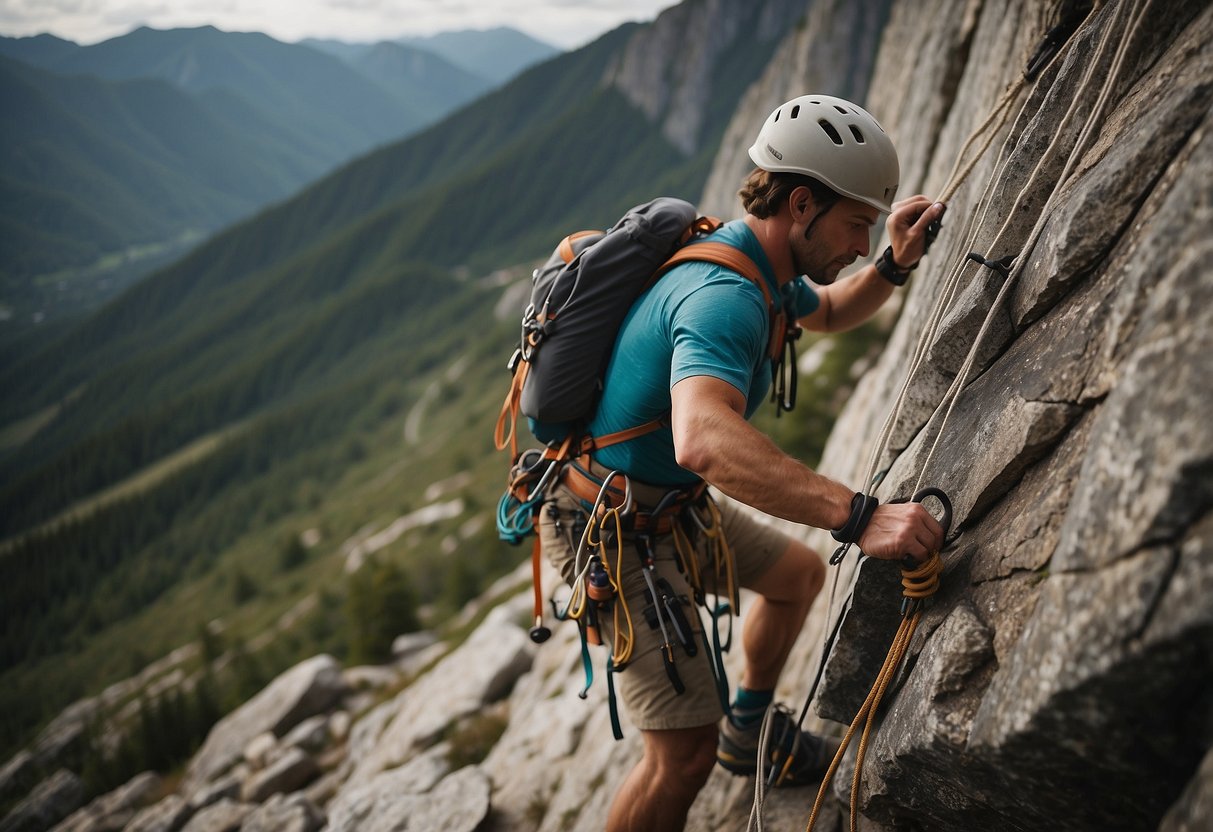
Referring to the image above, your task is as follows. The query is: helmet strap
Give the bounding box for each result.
[801,202,833,242]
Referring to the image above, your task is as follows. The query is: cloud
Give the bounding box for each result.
[0,0,677,48]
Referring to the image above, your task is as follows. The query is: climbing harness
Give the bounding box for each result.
[549,468,634,714]
[545,460,742,740]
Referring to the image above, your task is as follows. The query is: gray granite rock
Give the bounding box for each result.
[123,794,191,832]
[181,655,344,794]
[50,771,161,832]
[0,769,84,832]
[326,765,489,832]
[177,799,251,832]
[239,792,324,832]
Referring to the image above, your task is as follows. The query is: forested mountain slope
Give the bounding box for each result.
[0,0,806,790]
[0,25,499,336]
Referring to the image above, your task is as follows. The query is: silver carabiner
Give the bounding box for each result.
[594,470,634,517]
[532,457,561,495]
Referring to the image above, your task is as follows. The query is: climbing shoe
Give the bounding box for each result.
[716,704,838,787]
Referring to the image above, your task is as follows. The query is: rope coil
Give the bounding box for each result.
[805,552,943,832]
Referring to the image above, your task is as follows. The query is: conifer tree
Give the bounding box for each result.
[345,556,420,664]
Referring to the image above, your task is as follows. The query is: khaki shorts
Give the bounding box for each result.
[538,465,790,731]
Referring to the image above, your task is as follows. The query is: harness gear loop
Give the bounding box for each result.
[562,467,739,731]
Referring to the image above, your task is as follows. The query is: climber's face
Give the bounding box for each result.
[791,195,878,284]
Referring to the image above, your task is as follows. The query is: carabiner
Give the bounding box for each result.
[910,487,953,537]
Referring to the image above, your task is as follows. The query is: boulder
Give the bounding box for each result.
[242,733,277,771]
[391,631,438,664]
[240,747,320,803]
[328,710,351,744]
[123,794,192,832]
[180,654,344,793]
[338,602,534,788]
[177,799,251,832]
[281,715,330,755]
[187,769,243,812]
[325,742,451,827]
[327,763,489,832]
[50,771,161,832]
[0,769,84,832]
[239,792,325,832]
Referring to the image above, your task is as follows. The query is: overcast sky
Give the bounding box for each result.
[0,0,680,49]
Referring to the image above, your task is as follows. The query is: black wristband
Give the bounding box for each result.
[874,245,916,286]
[831,492,879,544]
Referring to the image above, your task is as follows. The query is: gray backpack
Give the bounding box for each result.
[493,198,798,647]
[494,196,790,461]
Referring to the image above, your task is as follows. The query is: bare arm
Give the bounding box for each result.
[671,375,944,560]
[801,196,947,333]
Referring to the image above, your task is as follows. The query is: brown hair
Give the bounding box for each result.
[738,168,841,219]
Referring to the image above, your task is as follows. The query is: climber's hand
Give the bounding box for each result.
[887,196,946,268]
[857,502,944,562]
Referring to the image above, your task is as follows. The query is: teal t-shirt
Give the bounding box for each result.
[579,220,819,485]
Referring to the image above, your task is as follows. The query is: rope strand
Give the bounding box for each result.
[805,553,941,832]
[800,3,1146,829]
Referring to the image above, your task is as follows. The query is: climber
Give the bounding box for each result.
[537,94,947,832]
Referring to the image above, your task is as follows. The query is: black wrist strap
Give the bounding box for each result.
[829,492,879,564]
[875,246,917,286]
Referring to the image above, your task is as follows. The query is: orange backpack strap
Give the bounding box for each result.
[658,241,765,296]
[681,216,726,242]
[656,240,787,361]
[494,355,530,459]
[558,230,601,264]
[581,417,667,454]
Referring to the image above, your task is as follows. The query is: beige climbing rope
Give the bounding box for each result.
[794,1,1149,830]
[804,553,942,832]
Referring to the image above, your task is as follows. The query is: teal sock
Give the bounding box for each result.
[730,686,773,727]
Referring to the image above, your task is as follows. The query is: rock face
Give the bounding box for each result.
[180,655,344,795]
[794,0,1213,830]
[698,0,893,217]
[602,0,807,155]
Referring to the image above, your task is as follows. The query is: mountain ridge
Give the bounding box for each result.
[0,25,499,335]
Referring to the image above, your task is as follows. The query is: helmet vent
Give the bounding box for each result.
[791,105,801,118]
[834,105,848,114]
[818,119,844,146]
[849,125,866,144]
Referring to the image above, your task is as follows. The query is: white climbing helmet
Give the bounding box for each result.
[748,94,900,214]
